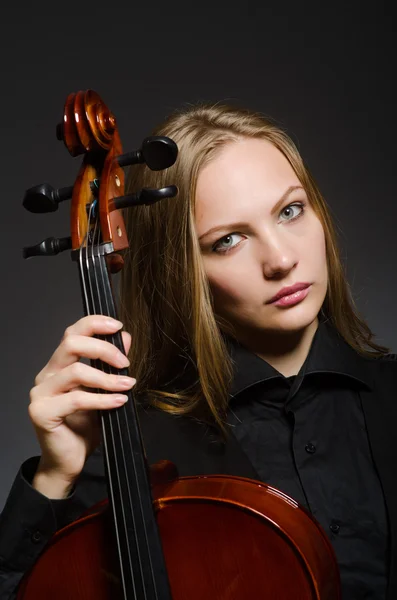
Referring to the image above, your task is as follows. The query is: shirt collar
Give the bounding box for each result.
[225,318,374,398]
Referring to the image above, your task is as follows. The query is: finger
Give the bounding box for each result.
[121,331,132,355]
[63,315,124,339]
[35,315,124,385]
[45,334,130,375]
[35,316,129,385]
[33,362,136,398]
[29,389,130,429]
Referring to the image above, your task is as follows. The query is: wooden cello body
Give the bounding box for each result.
[19,90,341,599]
[17,462,340,599]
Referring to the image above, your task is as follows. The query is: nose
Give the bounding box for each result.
[260,237,298,280]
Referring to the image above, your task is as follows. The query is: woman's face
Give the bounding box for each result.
[195,138,328,345]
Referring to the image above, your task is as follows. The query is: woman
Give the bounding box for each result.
[0,103,396,599]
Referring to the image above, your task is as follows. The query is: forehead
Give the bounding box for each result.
[195,138,301,225]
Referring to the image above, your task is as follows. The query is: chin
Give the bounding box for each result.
[217,290,324,337]
[257,303,321,334]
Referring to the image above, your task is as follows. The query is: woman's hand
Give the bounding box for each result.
[29,315,135,498]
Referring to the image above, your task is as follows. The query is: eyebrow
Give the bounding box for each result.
[198,185,305,241]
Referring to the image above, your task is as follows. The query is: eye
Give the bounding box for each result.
[280,203,304,221]
[212,233,244,254]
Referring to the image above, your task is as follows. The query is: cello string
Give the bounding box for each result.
[92,212,155,599]
[90,208,148,599]
[88,207,137,599]
[95,229,159,598]
[78,201,132,600]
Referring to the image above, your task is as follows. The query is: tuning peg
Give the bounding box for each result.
[22,236,72,259]
[113,185,178,209]
[23,183,74,213]
[117,136,178,171]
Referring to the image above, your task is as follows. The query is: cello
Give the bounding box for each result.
[17,90,341,599]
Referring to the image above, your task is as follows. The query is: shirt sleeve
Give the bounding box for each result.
[0,448,107,600]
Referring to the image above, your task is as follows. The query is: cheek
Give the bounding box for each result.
[302,223,328,298]
[205,264,251,307]
[310,224,327,272]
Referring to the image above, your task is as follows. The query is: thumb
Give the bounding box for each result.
[121,330,132,355]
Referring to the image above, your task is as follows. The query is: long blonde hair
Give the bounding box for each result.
[119,102,390,429]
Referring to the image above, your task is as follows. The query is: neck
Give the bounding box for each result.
[234,317,319,377]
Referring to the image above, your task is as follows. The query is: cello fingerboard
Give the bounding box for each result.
[76,245,172,600]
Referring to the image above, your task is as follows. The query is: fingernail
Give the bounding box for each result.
[114,394,128,403]
[117,354,130,367]
[119,377,136,388]
[106,319,123,329]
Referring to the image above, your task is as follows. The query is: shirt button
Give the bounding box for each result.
[31,530,42,543]
[305,443,316,454]
[329,523,340,534]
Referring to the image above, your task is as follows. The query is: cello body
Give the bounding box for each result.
[17,461,341,599]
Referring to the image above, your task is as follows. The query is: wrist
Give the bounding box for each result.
[32,464,76,500]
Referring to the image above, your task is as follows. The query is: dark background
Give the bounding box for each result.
[0,3,395,509]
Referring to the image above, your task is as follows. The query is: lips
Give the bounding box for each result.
[268,282,311,304]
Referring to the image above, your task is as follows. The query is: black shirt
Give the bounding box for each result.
[226,319,389,599]
[0,319,391,599]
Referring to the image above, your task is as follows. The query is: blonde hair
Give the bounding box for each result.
[119,102,390,430]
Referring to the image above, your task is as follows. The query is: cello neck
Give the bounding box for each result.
[76,244,172,600]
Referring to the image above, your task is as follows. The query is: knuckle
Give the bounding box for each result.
[63,325,74,338]
[29,386,38,403]
[69,390,84,411]
[28,400,43,423]
[34,366,47,387]
[62,333,77,353]
[69,361,85,380]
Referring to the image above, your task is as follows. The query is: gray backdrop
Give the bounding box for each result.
[0,3,395,509]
